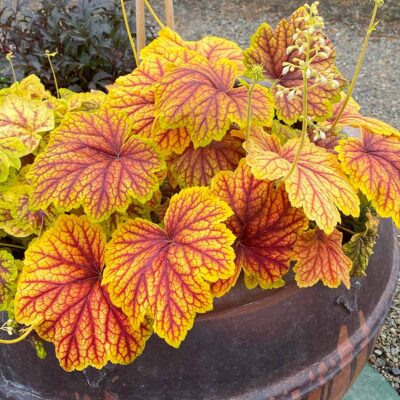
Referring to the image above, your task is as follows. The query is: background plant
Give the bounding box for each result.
[0,0,155,92]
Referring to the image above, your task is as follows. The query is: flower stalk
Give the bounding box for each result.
[120,0,140,66]
[330,0,384,132]
[6,52,17,83]
[45,50,60,99]
[0,325,34,345]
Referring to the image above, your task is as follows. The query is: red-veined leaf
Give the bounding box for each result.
[210,161,307,295]
[293,229,352,288]
[337,132,400,227]
[245,128,359,233]
[154,57,275,148]
[14,215,152,371]
[103,187,236,347]
[168,135,245,188]
[28,109,165,222]
[244,6,345,124]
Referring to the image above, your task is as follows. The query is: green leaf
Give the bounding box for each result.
[343,211,379,277]
[0,250,19,316]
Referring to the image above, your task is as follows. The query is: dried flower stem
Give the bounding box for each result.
[330,0,383,132]
[120,0,139,66]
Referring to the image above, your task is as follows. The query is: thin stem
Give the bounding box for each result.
[337,225,357,235]
[0,242,26,250]
[245,82,256,141]
[144,0,166,29]
[6,53,17,83]
[45,51,60,99]
[0,326,34,345]
[120,0,139,66]
[330,1,381,132]
[282,32,312,182]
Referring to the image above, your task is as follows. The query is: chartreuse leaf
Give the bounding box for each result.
[28,108,165,222]
[244,6,345,124]
[51,88,106,120]
[154,57,275,148]
[140,27,244,73]
[168,135,245,188]
[210,161,307,295]
[344,211,379,277]
[0,138,27,183]
[0,250,19,315]
[293,229,353,289]
[0,95,54,153]
[337,132,400,227]
[104,187,236,348]
[245,128,359,234]
[107,48,196,155]
[0,184,56,238]
[0,75,49,102]
[14,215,152,372]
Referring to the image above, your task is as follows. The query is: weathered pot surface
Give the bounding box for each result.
[0,218,398,400]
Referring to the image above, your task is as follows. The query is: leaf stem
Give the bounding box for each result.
[0,326,34,345]
[282,31,312,182]
[245,81,256,141]
[45,50,60,99]
[330,0,381,132]
[120,0,140,66]
[337,225,357,235]
[0,242,26,250]
[144,0,166,29]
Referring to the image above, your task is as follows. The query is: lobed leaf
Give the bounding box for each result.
[140,27,244,73]
[168,135,245,188]
[104,187,236,347]
[343,211,379,277]
[244,6,345,124]
[14,215,152,371]
[210,161,307,295]
[154,57,275,148]
[0,184,56,238]
[0,250,18,314]
[337,132,400,227]
[293,229,352,288]
[28,108,165,222]
[107,48,196,155]
[0,95,54,153]
[245,129,359,233]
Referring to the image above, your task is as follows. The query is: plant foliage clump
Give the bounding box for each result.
[0,0,154,92]
[0,1,399,373]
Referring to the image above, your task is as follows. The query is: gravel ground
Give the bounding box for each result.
[150,0,400,392]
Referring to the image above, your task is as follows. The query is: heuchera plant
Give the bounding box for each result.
[0,1,399,371]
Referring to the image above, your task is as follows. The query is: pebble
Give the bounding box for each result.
[374,349,383,356]
[375,358,386,368]
[392,368,400,377]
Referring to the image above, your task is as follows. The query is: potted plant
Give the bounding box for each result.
[0,1,398,399]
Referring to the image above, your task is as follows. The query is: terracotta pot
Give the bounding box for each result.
[0,218,398,400]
